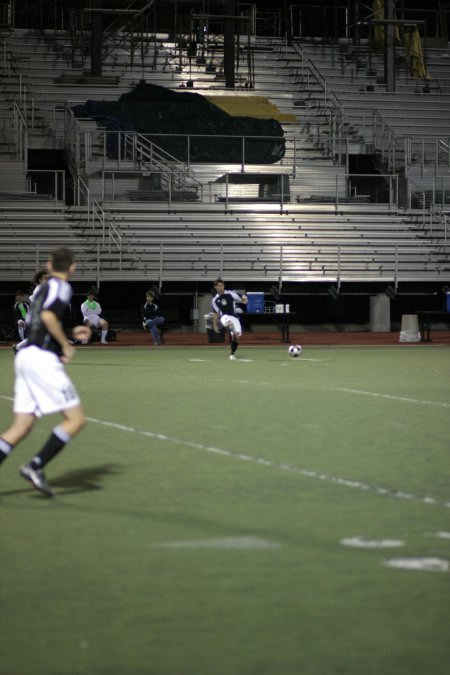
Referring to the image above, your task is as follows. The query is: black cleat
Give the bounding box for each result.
[20,464,54,497]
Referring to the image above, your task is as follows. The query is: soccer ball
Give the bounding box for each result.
[288,344,302,358]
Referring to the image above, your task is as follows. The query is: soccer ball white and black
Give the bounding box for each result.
[288,344,302,358]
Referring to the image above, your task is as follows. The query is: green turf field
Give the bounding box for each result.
[1,344,449,675]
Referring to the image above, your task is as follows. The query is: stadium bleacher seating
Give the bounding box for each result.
[0,3,449,300]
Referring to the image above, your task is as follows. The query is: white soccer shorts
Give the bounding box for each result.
[220,314,242,337]
[13,346,80,417]
[84,314,102,328]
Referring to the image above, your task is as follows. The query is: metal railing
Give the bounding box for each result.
[64,124,289,176]
[27,169,66,204]
[372,111,450,175]
[1,41,34,121]
[100,169,202,206]
[81,167,402,212]
[1,237,446,285]
[11,100,28,168]
[64,106,204,192]
[407,175,450,213]
[287,41,346,164]
[75,176,122,253]
[437,139,450,169]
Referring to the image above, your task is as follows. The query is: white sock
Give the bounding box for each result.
[101,330,108,343]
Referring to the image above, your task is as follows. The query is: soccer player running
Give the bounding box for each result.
[0,246,91,497]
[211,278,247,360]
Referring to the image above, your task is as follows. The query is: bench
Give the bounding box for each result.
[244,310,296,343]
[106,308,181,331]
[415,310,450,342]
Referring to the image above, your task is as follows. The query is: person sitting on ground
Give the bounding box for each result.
[13,290,30,343]
[141,290,165,346]
[80,289,109,344]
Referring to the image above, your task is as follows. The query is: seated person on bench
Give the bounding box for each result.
[80,289,109,344]
[13,290,30,342]
[141,290,165,346]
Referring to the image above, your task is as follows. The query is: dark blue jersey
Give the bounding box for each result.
[212,290,242,317]
[142,301,160,320]
[25,277,72,356]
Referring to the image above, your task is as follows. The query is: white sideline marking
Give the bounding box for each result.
[153,536,280,550]
[383,557,449,573]
[1,393,447,510]
[297,358,324,362]
[188,359,208,362]
[163,373,272,387]
[331,387,450,409]
[341,536,404,549]
[85,414,450,510]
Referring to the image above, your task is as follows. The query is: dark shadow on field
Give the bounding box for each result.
[0,487,38,497]
[56,670,152,675]
[51,463,121,495]
[0,465,120,499]
[71,362,154,368]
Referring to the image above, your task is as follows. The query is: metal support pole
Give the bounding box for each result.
[293,137,297,178]
[337,244,341,292]
[384,0,396,92]
[225,173,229,211]
[97,243,100,289]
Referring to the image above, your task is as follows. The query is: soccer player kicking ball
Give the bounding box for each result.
[0,246,91,497]
[211,278,247,360]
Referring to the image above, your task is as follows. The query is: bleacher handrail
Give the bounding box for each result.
[26,169,66,204]
[75,175,121,253]
[288,40,345,163]
[10,100,28,169]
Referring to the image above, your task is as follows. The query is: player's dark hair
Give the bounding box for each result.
[213,277,224,286]
[50,246,74,273]
[33,268,48,285]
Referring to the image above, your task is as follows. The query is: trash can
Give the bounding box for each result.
[399,314,421,342]
[204,312,225,342]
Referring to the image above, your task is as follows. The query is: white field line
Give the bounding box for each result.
[1,394,448,509]
[331,387,450,409]
[84,414,449,510]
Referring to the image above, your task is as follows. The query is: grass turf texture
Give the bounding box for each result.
[0,344,449,675]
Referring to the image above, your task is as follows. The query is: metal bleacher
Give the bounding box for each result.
[0,11,449,288]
